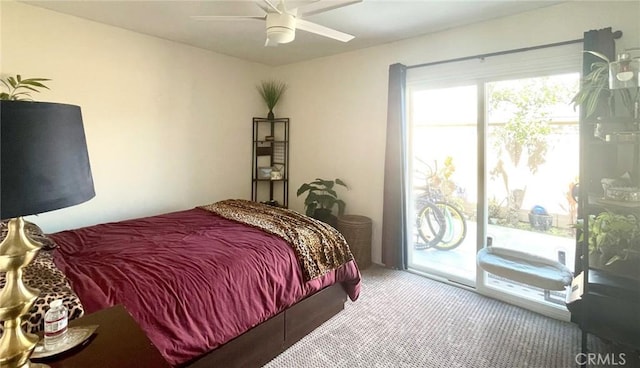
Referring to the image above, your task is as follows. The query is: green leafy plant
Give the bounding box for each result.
[0,74,50,101]
[256,80,287,116]
[571,51,638,118]
[296,178,347,218]
[576,211,640,265]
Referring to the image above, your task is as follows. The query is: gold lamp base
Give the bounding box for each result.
[0,217,47,368]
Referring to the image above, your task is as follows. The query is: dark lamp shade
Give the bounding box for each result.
[1,101,95,219]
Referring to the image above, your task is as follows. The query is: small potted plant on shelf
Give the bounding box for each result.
[256,79,287,120]
[296,178,347,227]
[578,211,640,277]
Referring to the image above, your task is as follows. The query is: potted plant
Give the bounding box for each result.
[578,211,640,268]
[256,80,287,120]
[1,74,50,100]
[296,178,347,227]
[571,51,638,118]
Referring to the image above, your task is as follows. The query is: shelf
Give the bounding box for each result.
[588,268,640,301]
[576,108,640,351]
[588,194,640,209]
[256,148,273,156]
[568,269,640,349]
[253,117,289,121]
[572,293,640,350]
[594,117,640,124]
[251,117,289,207]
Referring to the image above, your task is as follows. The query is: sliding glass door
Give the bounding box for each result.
[482,74,579,318]
[406,84,478,287]
[404,46,581,318]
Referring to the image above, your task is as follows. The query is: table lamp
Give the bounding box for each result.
[0,100,95,368]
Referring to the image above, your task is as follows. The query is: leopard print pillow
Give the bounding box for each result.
[0,222,84,333]
[0,220,57,250]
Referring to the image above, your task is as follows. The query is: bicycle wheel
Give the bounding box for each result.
[429,202,467,251]
[415,202,446,249]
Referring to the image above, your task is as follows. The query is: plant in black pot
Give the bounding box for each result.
[256,79,287,120]
[296,178,347,227]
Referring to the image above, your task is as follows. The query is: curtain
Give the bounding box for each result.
[382,63,408,269]
[583,27,617,120]
[571,25,617,335]
[576,27,619,198]
[574,27,616,277]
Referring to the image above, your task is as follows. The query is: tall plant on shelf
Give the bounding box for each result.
[256,80,287,120]
[0,74,50,100]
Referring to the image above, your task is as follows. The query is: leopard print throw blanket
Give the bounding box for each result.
[199,199,354,281]
[0,221,85,334]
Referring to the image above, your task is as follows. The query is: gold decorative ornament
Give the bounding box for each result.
[0,217,48,368]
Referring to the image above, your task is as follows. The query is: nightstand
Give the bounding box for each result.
[33,304,170,368]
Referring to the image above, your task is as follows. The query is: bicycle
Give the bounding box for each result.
[413,158,468,251]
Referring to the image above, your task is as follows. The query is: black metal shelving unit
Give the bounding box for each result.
[251,117,289,207]
[569,116,640,355]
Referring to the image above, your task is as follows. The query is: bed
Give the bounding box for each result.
[11,199,361,367]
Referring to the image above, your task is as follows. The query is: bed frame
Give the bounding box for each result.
[185,283,348,368]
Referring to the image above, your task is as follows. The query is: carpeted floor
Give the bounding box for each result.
[265,265,637,368]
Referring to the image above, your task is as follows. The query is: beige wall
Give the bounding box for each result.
[1,1,270,232]
[2,1,639,266]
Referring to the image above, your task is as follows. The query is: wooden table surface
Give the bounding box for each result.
[32,304,171,368]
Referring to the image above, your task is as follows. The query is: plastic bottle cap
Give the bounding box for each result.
[50,299,63,308]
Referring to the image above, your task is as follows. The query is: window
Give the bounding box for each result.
[404,43,581,319]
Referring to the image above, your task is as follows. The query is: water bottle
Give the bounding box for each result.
[44,299,68,347]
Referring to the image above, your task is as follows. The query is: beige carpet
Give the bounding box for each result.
[265,265,637,368]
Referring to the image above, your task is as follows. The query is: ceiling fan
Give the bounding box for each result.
[191,0,361,47]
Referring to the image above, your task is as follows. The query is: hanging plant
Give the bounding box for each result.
[571,51,638,118]
[0,74,51,101]
[256,80,287,119]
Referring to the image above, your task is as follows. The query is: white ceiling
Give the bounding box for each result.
[22,0,564,66]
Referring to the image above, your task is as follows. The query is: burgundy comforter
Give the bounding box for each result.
[51,208,361,366]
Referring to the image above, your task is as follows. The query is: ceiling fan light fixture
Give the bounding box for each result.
[267,27,295,44]
[266,12,296,44]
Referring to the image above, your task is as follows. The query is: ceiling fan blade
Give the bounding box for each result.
[255,1,270,13]
[296,18,354,42]
[190,15,265,21]
[262,0,282,14]
[294,0,362,17]
[265,38,279,47]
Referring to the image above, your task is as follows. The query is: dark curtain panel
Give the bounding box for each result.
[382,63,408,269]
[583,27,617,123]
[577,28,617,204]
[574,27,616,277]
